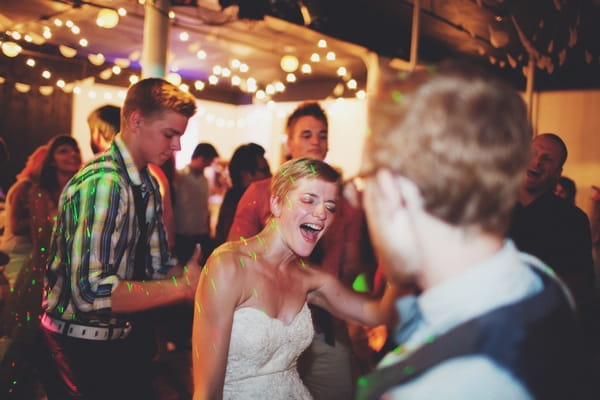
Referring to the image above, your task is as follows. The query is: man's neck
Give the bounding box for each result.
[189,165,204,176]
[418,219,504,291]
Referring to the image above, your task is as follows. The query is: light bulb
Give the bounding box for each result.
[280,55,299,72]
[96,9,119,29]
[2,42,22,58]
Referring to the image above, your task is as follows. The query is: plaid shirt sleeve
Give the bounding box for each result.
[45,167,129,319]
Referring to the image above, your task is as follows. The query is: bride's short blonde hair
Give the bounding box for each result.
[271,158,341,202]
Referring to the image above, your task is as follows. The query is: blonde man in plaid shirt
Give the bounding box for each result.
[41,78,202,400]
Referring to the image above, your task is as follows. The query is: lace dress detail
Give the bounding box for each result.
[223,303,314,399]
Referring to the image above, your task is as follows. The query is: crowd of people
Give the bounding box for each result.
[0,56,598,400]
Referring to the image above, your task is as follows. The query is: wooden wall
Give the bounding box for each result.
[0,72,72,196]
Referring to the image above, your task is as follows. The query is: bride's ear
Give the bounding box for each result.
[270,195,282,217]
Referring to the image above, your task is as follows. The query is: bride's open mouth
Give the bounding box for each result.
[300,223,323,243]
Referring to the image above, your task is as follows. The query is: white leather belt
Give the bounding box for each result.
[41,313,131,341]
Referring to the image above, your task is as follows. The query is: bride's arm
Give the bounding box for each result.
[192,250,242,400]
[306,267,404,327]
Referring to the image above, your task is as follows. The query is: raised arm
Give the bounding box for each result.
[192,250,242,400]
[306,267,401,327]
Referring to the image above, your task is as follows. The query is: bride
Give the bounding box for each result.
[192,157,397,400]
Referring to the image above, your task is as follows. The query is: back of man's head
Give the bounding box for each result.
[362,59,532,234]
[88,105,121,141]
[122,78,197,131]
[192,142,219,161]
[228,143,266,187]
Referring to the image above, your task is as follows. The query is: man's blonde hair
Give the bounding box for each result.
[122,78,197,128]
[362,60,532,234]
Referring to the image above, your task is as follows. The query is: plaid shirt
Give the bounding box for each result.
[43,135,175,325]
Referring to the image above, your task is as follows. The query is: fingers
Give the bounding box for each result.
[186,244,203,267]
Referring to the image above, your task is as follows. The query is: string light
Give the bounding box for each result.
[1,5,363,103]
[1,42,22,57]
[194,81,205,91]
[166,72,182,86]
[280,55,299,72]
[96,9,120,29]
[59,45,77,58]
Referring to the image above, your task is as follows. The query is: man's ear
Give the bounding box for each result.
[374,169,404,209]
[374,169,423,210]
[270,195,282,217]
[396,175,424,211]
[284,138,292,159]
[127,110,142,133]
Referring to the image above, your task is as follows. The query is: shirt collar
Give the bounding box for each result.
[113,134,147,186]
[414,240,541,335]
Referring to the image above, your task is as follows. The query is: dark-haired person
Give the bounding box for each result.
[214,142,271,247]
[87,104,121,155]
[41,78,202,400]
[554,175,577,204]
[173,142,219,265]
[509,134,595,319]
[1,135,82,398]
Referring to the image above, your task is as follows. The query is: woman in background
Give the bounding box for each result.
[0,135,81,399]
[0,145,47,292]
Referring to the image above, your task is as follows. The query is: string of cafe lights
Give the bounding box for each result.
[0,0,366,102]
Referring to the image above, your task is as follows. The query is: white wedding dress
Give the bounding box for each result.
[223,303,314,399]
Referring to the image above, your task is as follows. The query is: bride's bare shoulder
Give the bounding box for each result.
[203,241,257,276]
